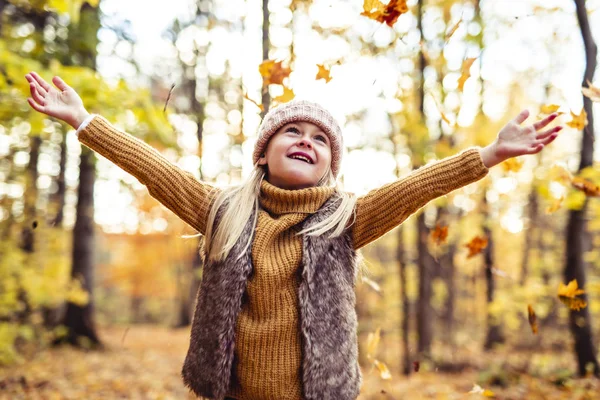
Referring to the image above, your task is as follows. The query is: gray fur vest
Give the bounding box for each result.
[181,195,362,400]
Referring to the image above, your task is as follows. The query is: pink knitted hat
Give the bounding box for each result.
[253,99,343,177]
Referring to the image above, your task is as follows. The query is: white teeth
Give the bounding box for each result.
[290,155,311,164]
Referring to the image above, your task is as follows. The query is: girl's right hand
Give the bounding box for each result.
[25,72,90,130]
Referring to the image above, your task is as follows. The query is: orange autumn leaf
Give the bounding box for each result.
[430,224,448,246]
[243,92,264,112]
[373,359,392,380]
[259,59,291,86]
[361,0,409,28]
[316,64,332,83]
[566,108,588,130]
[445,19,462,41]
[457,57,477,92]
[465,236,488,258]
[527,304,538,335]
[273,86,295,104]
[582,80,600,102]
[558,279,587,311]
[501,158,523,173]
[571,177,600,197]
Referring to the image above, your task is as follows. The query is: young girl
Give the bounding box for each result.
[25,71,562,400]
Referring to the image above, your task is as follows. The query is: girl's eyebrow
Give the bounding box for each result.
[286,123,327,139]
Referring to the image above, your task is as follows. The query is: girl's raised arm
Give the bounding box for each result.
[351,110,562,249]
[25,72,219,235]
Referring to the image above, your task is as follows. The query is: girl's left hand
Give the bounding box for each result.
[480,109,563,168]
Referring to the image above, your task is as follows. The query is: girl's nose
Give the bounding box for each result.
[298,138,312,149]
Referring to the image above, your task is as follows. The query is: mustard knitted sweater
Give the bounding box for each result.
[77,116,489,400]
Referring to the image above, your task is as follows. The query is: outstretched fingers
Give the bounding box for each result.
[28,71,51,93]
[52,76,70,91]
[532,112,558,131]
[29,81,46,106]
[27,97,45,113]
[536,125,562,140]
[513,109,530,125]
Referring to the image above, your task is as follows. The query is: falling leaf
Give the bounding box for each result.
[582,80,600,102]
[445,19,462,41]
[571,177,600,197]
[527,305,538,335]
[374,360,392,380]
[539,104,563,115]
[430,94,454,127]
[259,59,292,86]
[361,0,409,28]
[465,236,488,258]
[566,108,588,130]
[362,276,382,293]
[366,328,381,359]
[243,92,264,112]
[468,384,495,397]
[546,196,564,214]
[413,360,420,372]
[316,64,332,83]
[273,86,295,104]
[457,57,477,92]
[163,83,176,113]
[558,279,588,311]
[430,224,448,246]
[501,158,523,173]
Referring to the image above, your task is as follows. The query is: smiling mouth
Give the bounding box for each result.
[288,155,313,164]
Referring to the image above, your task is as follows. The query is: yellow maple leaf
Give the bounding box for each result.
[566,108,588,130]
[430,224,448,246]
[316,64,332,83]
[361,0,409,28]
[558,279,585,298]
[259,59,291,86]
[527,304,538,335]
[457,57,477,92]
[374,359,392,380]
[540,104,561,114]
[501,158,523,173]
[465,236,488,258]
[582,80,600,102]
[273,86,295,104]
[558,279,587,311]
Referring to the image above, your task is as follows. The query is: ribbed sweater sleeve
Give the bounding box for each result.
[351,147,489,249]
[77,115,219,235]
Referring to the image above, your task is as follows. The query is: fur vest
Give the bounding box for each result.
[181,195,362,400]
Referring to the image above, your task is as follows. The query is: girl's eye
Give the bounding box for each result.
[315,135,327,143]
[286,127,300,134]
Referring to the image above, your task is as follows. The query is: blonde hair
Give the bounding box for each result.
[203,163,357,263]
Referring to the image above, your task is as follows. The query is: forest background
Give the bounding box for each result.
[2,0,600,398]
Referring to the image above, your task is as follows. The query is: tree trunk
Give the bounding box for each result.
[261,0,271,116]
[483,201,504,350]
[19,134,41,253]
[397,226,411,375]
[59,1,101,347]
[563,0,599,377]
[50,131,67,227]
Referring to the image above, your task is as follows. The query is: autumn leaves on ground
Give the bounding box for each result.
[1,324,599,399]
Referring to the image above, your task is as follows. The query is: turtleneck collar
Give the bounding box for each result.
[259,179,335,215]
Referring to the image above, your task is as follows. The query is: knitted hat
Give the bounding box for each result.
[253,99,343,177]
